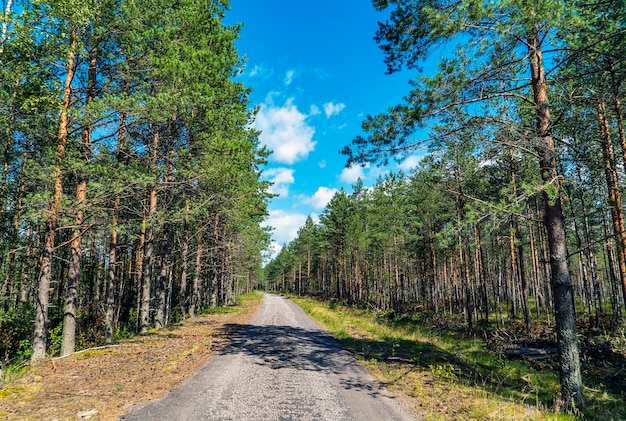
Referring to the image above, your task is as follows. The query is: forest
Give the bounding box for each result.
[0,0,270,364]
[263,0,625,413]
[1,0,626,416]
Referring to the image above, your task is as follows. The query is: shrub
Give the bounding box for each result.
[0,305,35,364]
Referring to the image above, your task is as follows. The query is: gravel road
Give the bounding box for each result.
[121,293,417,420]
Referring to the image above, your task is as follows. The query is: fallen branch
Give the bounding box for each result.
[505,347,557,361]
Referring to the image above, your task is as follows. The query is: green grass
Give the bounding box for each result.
[200,290,264,315]
[290,295,624,421]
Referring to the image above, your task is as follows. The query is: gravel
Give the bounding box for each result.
[121,293,417,421]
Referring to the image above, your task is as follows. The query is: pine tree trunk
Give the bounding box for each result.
[105,111,126,343]
[602,210,623,316]
[574,163,602,324]
[61,45,97,357]
[3,149,26,312]
[105,195,119,343]
[32,27,77,361]
[528,28,583,410]
[155,224,169,328]
[609,58,626,171]
[179,202,190,320]
[190,233,202,317]
[597,98,626,315]
[139,129,159,334]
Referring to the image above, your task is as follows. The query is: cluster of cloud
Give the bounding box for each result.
[264,167,294,197]
[262,210,309,246]
[253,98,317,165]
[303,187,338,210]
[339,163,369,183]
[398,155,423,171]
[323,102,346,118]
[250,68,364,260]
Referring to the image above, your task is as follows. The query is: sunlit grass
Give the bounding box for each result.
[291,295,601,421]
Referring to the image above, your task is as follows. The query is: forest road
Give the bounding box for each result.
[121,292,417,421]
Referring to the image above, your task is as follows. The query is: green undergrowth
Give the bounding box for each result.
[290,295,624,421]
[200,291,264,315]
[0,291,264,384]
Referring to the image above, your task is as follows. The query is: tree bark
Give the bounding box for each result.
[139,129,159,334]
[597,98,626,315]
[32,27,77,361]
[508,150,531,333]
[179,200,190,320]
[61,44,97,357]
[190,233,202,317]
[155,223,169,328]
[528,27,583,410]
[105,111,126,343]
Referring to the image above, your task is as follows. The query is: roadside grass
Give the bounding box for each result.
[0,291,264,420]
[200,291,264,315]
[291,295,625,421]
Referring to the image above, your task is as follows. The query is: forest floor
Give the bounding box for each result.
[0,292,263,421]
[2,292,625,420]
[292,296,626,421]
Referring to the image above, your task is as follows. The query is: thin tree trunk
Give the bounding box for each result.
[3,148,26,311]
[528,28,583,410]
[155,223,169,328]
[609,58,626,171]
[190,233,202,317]
[105,111,127,343]
[32,27,77,361]
[575,163,602,324]
[135,220,145,329]
[0,0,13,56]
[597,98,626,315]
[602,209,622,317]
[179,201,190,320]
[139,129,159,334]
[61,44,97,357]
[509,151,532,334]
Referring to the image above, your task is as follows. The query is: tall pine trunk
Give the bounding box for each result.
[61,45,97,356]
[528,27,583,410]
[155,224,169,328]
[139,129,159,334]
[596,98,626,314]
[179,200,190,320]
[105,111,126,343]
[190,233,202,317]
[32,27,77,361]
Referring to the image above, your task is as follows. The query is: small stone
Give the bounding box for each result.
[78,409,99,419]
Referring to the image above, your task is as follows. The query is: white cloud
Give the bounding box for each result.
[248,64,273,79]
[264,167,295,197]
[309,104,321,116]
[284,69,295,86]
[253,98,317,165]
[340,164,369,183]
[305,187,338,210]
[398,155,423,172]
[262,210,309,246]
[323,102,346,118]
[249,65,261,77]
[318,160,327,168]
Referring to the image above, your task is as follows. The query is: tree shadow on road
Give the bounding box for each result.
[215,321,554,408]
[218,323,393,398]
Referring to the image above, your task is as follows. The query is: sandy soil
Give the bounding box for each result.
[0,297,261,421]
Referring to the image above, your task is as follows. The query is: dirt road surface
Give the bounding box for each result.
[121,293,416,420]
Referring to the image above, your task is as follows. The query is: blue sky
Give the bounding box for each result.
[226,1,425,259]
